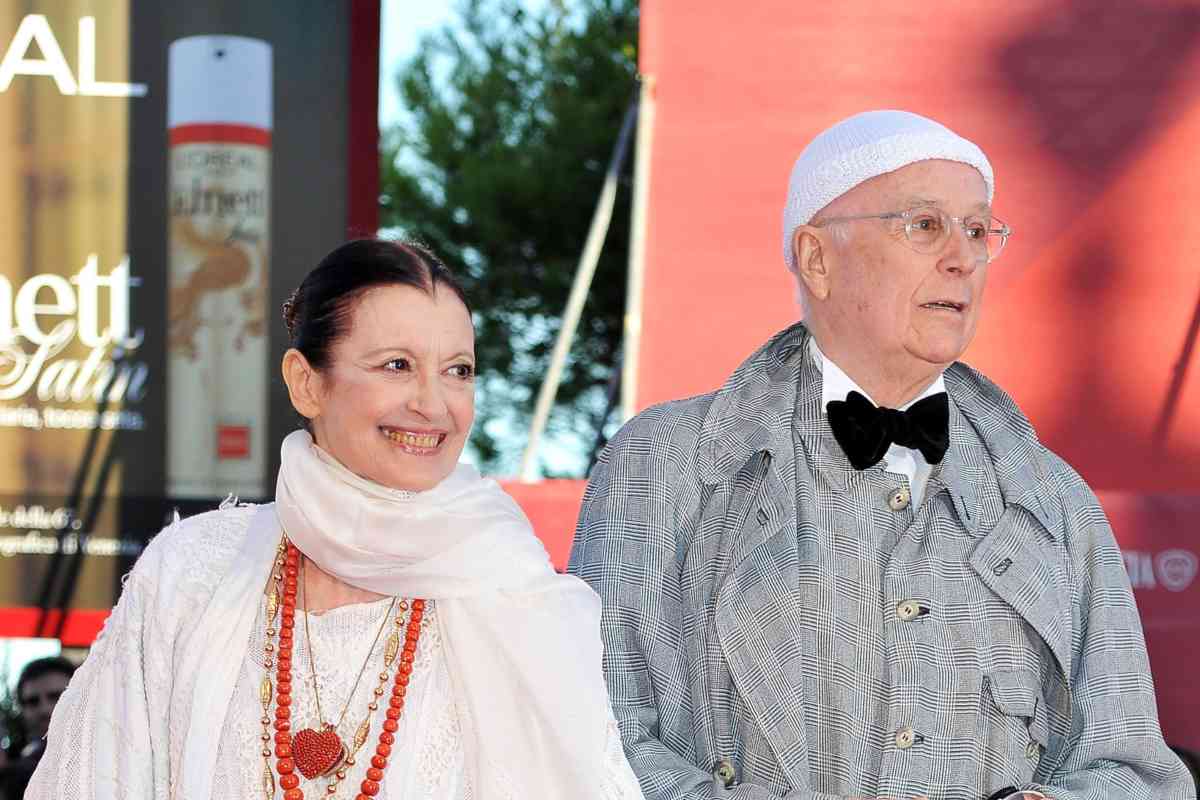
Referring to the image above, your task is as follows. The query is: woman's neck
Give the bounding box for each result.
[301,555,388,613]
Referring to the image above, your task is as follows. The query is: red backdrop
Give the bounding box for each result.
[634,0,1200,493]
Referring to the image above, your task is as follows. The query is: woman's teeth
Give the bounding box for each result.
[384,430,440,448]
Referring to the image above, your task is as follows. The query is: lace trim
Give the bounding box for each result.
[600,718,643,800]
[414,683,464,799]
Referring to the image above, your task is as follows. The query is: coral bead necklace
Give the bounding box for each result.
[293,555,396,785]
[258,538,426,800]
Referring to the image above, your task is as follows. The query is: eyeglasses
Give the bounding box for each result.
[813,206,1012,263]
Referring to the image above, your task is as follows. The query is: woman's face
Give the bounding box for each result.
[287,283,476,492]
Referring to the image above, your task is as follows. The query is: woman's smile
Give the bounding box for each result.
[381,426,447,454]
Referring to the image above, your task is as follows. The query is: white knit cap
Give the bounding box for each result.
[781,109,994,270]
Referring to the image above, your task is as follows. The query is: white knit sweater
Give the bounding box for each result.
[25,503,643,799]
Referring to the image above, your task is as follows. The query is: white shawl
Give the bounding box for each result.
[180,431,611,799]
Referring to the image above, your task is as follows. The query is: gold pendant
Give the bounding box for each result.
[259,675,273,710]
[265,582,280,622]
[262,759,275,800]
[383,630,400,668]
[353,717,371,754]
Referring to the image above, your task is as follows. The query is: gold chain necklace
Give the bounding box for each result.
[259,537,426,799]
[299,555,397,735]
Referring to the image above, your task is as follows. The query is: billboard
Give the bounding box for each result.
[0,1,376,643]
[0,4,147,641]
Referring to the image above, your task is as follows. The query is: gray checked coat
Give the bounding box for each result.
[569,322,1193,800]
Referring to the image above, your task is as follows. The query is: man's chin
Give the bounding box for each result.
[906,335,972,367]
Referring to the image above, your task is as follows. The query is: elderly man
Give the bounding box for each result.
[569,110,1193,800]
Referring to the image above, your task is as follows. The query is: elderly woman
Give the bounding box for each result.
[27,239,644,800]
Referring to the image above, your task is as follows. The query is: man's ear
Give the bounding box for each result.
[281,348,323,421]
[792,225,832,301]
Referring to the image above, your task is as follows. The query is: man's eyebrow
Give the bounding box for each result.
[899,196,991,213]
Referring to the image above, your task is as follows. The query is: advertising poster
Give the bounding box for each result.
[0,2,362,644]
[0,4,149,635]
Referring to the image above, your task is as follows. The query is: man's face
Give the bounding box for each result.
[20,671,70,740]
[816,159,991,373]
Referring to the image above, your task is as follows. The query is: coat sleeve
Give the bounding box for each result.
[1022,459,1196,800]
[24,532,173,800]
[569,420,842,800]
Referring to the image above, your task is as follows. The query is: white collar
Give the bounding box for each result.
[809,338,946,413]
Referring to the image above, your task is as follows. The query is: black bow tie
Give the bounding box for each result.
[826,390,950,470]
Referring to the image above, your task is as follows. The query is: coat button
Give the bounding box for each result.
[896,600,924,621]
[1026,739,1041,758]
[887,486,911,511]
[895,726,917,749]
[713,759,736,787]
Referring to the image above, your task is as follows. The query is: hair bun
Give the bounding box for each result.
[282,290,300,341]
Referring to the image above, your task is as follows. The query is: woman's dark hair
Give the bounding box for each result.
[283,238,471,371]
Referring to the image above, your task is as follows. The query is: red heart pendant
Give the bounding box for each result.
[292,725,346,779]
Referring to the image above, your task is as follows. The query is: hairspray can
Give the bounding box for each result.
[166,36,271,498]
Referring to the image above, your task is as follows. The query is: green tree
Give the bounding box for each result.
[380,0,638,476]
[0,659,23,757]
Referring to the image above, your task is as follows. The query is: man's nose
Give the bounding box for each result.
[939,223,984,275]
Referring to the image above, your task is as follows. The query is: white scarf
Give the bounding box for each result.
[181,431,612,799]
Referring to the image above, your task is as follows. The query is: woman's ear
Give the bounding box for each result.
[281,348,323,421]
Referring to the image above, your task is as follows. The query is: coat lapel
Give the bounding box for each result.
[701,323,815,788]
[714,458,813,789]
[945,363,1073,675]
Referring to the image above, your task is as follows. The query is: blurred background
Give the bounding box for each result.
[0,0,1196,794]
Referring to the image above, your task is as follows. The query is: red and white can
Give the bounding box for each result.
[166,36,271,498]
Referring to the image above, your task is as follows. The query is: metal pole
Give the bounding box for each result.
[621,74,656,423]
[519,96,638,481]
